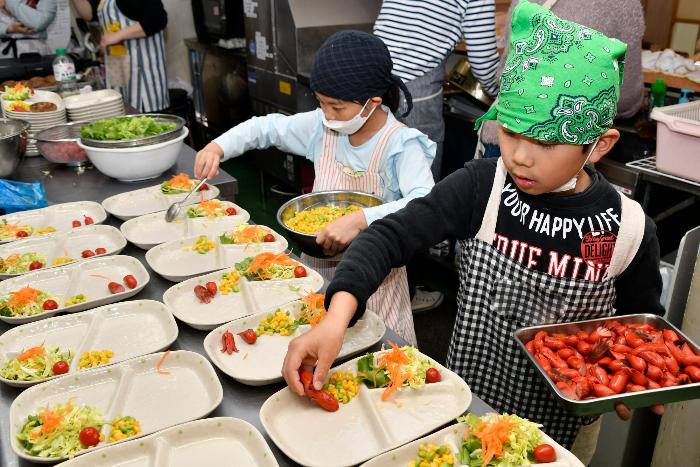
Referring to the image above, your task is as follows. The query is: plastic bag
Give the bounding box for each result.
[0,180,48,214]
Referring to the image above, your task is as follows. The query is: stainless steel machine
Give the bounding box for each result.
[242,0,381,196]
[244,0,381,115]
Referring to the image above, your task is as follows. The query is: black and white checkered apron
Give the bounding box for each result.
[447,158,645,448]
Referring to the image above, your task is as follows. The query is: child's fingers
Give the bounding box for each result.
[313,349,334,391]
[282,340,307,396]
[614,402,632,421]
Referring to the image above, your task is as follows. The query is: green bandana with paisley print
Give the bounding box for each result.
[476,0,628,145]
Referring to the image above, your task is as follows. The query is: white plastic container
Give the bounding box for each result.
[651,100,700,182]
[78,127,189,182]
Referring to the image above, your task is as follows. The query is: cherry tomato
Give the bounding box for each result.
[82,250,95,258]
[42,299,58,310]
[225,207,237,216]
[294,266,307,278]
[16,230,28,238]
[123,275,137,289]
[263,233,275,242]
[237,329,257,345]
[204,281,218,296]
[533,444,556,463]
[72,220,81,228]
[94,247,107,255]
[29,261,43,271]
[79,426,101,447]
[83,216,94,225]
[425,367,441,383]
[198,183,209,191]
[52,360,69,375]
[108,282,125,294]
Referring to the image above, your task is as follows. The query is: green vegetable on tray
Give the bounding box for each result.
[80,116,176,141]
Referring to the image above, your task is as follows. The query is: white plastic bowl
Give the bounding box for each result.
[78,127,189,182]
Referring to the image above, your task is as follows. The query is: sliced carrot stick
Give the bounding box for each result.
[155,351,171,375]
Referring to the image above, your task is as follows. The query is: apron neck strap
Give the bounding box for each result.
[475,157,508,242]
[603,193,646,280]
[368,120,404,173]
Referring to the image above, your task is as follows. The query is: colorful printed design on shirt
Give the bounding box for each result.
[475,0,627,145]
[580,230,617,265]
[493,182,620,281]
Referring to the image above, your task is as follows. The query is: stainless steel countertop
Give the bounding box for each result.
[0,146,494,466]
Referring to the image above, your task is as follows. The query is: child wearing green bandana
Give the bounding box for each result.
[281,1,664,460]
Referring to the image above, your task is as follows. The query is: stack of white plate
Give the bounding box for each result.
[3,90,67,157]
[64,89,125,122]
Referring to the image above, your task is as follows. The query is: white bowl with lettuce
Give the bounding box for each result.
[77,115,188,182]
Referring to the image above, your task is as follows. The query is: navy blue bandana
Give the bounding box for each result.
[311,30,413,117]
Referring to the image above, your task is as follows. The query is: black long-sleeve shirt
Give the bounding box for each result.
[326,158,664,324]
[89,0,167,36]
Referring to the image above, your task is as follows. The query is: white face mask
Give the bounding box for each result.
[551,138,601,193]
[321,100,376,135]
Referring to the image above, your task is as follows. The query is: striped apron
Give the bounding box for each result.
[98,0,169,112]
[449,158,646,447]
[302,122,417,345]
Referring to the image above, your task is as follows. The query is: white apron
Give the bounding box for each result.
[97,0,169,112]
[302,121,417,345]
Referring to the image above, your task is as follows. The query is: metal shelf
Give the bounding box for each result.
[626,156,700,189]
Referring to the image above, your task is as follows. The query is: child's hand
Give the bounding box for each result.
[194,143,223,179]
[614,402,665,420]
[316,210,367,256]
[282,292,357,395]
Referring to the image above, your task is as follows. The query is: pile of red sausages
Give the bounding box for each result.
[524,321,700,400]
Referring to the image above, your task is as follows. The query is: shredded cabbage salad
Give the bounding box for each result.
[160,173,196,195]
[17,401,105,459]
[0,346,73,381]
[235,253,298,281]
[220,224,270,244]
[187,199,227,218]
[0,287,56,317]
[0,252,45,274]
[2,83,32,101]
[0,220,34,240]
[456,413,544,466]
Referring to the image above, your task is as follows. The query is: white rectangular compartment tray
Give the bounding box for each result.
[260,348,472,467]
[55,417,279,467]
[119,202,250,250]
[164,262,324,330]
[361,421,584,467]
[0,300,178,387]
[10,350,224,463]
[146,230,288,282]
[0,225,127,278]
[0,255,150,325]
[101,183,220,220]
[204,301,385,385]
[0,201,107,243]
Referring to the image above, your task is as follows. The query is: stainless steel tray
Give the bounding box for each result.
[80,114,184,148]
[514,314,700,416]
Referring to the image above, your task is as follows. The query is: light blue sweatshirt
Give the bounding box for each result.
[213,108,436,225]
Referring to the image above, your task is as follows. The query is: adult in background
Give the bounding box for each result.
[71,0,169,112]
[375,0,500,182]
[375,0,501,312]
[0,0,56,36]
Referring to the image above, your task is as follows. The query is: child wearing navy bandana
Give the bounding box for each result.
[194,31,436,345]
